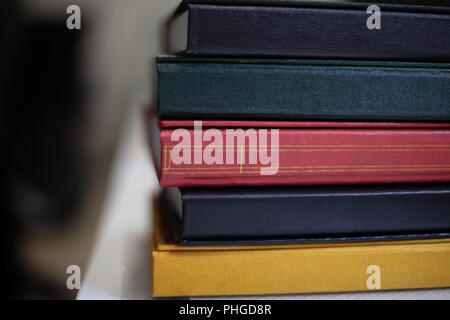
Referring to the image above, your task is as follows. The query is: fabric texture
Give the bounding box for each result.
[157,57,450,120]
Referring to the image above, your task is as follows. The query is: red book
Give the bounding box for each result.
[148,116,450,187]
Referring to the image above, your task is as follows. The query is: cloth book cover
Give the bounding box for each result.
[166,0,450,60]
[151,201,450,297]
[157,56,450,121]
[147,115,450,187]
[159,185,450,245]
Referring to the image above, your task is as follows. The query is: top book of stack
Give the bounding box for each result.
[166,0,450,61]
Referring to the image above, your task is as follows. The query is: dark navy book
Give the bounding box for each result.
[166,0,450,61]
[160,185,450,245]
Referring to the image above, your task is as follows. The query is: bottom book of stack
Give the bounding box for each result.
[151,198,450,297]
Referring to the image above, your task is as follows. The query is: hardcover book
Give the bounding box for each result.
[157,56,450,121]
[166,0,450,60]
[148,116,450,186]
[160,185,450,245]
[151,202,450,297]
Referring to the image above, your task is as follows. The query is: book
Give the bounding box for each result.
[148,116,450,187]
[166,0,450,60]
[159,185,450,245]
[151,201,450,297]
[159,119,450,129]
[157,56,450,121]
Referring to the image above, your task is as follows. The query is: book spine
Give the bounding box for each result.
[159,119,450,129]
[152,240,450,297]
[157,60,450,121]
[186,4,450,60]
[180,186,450,242]
[158,128,450,186]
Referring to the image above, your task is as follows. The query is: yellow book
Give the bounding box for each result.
[151,202,450,297]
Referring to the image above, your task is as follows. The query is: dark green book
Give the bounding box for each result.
[156,56,450,121]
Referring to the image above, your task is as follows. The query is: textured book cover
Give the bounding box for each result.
[159,185,450,245]
[157,56,450,121]
[160,119,450,129]
[167,0,450,60]
[151,203,450,297]
[148,117,450,187]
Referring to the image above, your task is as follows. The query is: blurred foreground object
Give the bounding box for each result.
[2,1,86,298]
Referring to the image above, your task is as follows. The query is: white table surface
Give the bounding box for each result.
[77,106,450,300]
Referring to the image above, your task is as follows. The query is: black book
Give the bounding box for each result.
[166,0,450,61]
[160,185,450,245]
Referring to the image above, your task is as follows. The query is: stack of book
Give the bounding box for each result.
[148,0,450,297]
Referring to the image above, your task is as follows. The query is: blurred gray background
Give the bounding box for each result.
[1,0,178,299]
